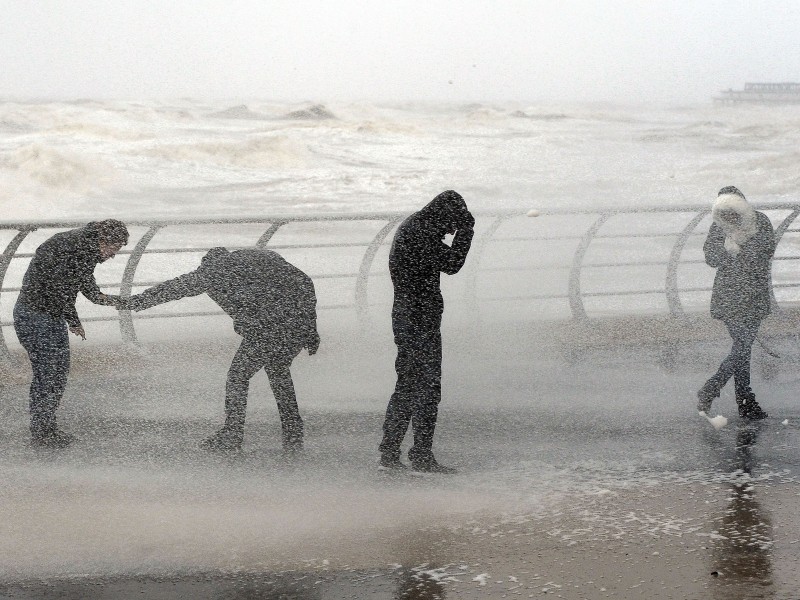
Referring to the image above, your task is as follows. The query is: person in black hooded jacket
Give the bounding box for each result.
[14,219,129,447]
[697,186,775,419]
[378,190,474,474]
[128,247,319,451]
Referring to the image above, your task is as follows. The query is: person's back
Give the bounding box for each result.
[129,246,319,451]
[202,248,317,341]
[132,247,317,343]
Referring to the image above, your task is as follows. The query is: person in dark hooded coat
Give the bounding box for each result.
[378,190,474,473]
[14,219,130,447]
[697,186,775,419]
[128,247,319,451]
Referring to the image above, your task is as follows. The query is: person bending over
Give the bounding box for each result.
[128,247,319,451]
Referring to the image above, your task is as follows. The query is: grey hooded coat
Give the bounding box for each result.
[704,194,775,322]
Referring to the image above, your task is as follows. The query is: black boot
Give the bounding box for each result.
[200,424,243,451]
[737,390,768,420]
[410,455,457,475]
[31,427,75,449]
[378,454,408,472]
[281,420,304,453]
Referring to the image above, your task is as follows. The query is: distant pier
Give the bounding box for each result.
[714,82,800,104]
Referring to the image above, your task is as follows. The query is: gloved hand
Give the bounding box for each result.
[724,236,741,256]
[305,331,321,355]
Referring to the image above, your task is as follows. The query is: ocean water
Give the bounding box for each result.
[2,99,800,221]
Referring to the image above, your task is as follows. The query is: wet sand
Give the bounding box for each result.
[1,482,798,599]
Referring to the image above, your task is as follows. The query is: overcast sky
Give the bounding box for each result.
[2,0,800,104]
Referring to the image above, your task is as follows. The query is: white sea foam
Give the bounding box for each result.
[2,99,800,220]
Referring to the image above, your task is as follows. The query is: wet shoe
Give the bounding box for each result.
[200,427,243,451]
[739,402,769,420]
[31,429,75,449]
[378,456,408,472]
[282,438,304,455]
[411,459,457,475]
[737,391,768,420]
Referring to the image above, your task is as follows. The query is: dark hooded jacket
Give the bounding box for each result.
[18,222,118,328]
[129,248,318,345]
[390,190,475,329]
[705,203,775,323]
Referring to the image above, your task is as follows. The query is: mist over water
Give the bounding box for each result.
[1,99,800,597]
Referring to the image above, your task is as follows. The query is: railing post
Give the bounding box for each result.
[465,215,509,318]
[119,226,162,344]
[769,209,800,313]
[256,221,287,248]
[355,217,403,327]
[665,210,709,319]
[569,213,610,321]
[0,228,34,360]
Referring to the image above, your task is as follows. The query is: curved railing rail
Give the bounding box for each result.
[2,203,800,357]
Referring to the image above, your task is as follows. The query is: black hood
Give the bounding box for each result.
[416,190,472,233]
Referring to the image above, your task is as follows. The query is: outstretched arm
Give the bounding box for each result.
[128,271,208,311]
[80,273,124,307]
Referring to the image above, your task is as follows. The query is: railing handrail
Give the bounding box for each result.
[0,202,797,229]
[2,203,800,359]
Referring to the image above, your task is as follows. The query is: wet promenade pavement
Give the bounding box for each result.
[0,327,798,598]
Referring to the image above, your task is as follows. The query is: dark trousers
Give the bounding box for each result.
[379,318,442,463]
[13,301,70,437]
[702,318,762,400]
[225,336,303,444]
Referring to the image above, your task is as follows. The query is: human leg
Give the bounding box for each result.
[204,338,264,449]
[264,358,304,450]
[698,319,748,411]
[13,302,72,446]
[407,329,442,467]
[729,319,768,419]
[378,319,422,464]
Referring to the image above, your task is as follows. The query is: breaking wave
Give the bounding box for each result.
[3,144,112,190]
[144,135,311,168]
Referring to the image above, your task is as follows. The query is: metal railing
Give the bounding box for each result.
[2,203,799,358]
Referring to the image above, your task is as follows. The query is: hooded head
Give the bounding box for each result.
[417,190,472,236]
[199,247,236,284]
[92,219,129,262]
[712,186,757,247]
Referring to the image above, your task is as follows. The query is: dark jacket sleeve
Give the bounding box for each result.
[297,277,318,335]
[738,215,776,266]
[129,271,208,311]
[79,272,123,306]
[64,305,81,329]
[703,223,732,269]
[435,225,474,275]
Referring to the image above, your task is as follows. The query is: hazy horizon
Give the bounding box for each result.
[3,0,800,104]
